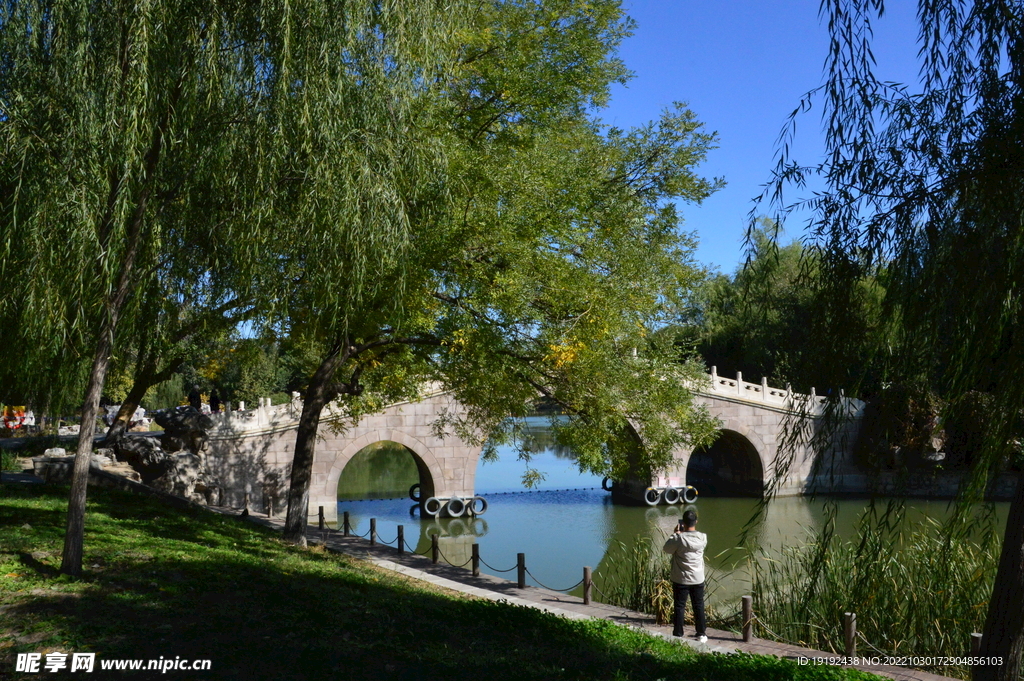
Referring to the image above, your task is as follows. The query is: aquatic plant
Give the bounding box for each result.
[749,519,998,679]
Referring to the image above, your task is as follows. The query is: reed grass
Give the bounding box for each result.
[595,536,736,629]
[749,519,998,679]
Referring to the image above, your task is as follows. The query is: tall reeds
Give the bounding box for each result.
[593,518,998,679]
[750,518,998,679]
[595,536,733,628]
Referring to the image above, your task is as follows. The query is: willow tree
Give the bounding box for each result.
[275,0,722,544]
[759,1,1024,678]
[0,0,449,575]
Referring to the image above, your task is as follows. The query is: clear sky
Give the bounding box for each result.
[599,1,921,275]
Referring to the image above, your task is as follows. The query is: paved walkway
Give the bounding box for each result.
[214,507,960,681]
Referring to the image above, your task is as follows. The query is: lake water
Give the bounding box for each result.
[334,420,1008,608]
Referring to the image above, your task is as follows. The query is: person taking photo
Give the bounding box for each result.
[662,509,708,642]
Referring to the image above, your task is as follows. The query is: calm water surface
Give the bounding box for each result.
[335,419,1008,607]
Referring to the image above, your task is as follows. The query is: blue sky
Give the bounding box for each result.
[599,1,921,274]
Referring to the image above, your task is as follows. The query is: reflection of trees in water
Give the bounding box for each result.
[590,498,821,609]
[506,417,576,461]
[337,441,419,500]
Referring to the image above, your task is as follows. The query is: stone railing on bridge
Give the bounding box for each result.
[206,383,451,439]
[704,366,864,417]
[206,373,862,440]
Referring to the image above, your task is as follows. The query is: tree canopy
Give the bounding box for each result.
[259,0,725,542]
[759,1,1024,678]
[2,0,726,559]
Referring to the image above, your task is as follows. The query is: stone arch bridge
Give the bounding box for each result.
[205,371,863,523]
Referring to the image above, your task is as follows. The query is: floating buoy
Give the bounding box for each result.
[446,496,466,518]
[663,486,680,504]
[683,486,698,504]
[644,487,662,506]
[423,497,443,517]
[470,496,488,516]
[409,483,422,502]
[602,477,614,492]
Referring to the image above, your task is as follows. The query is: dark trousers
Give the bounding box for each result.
[672,581,706,636]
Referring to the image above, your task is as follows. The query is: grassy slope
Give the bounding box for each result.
[0,484,880,681]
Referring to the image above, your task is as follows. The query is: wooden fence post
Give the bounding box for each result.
[343,511,350,536]
[517,553,526,589]
[318,506,324,531]
[472,544,480,577]
[971,632,982,656]
[742,596,753,642]
[397,525,404,555]
[583,567,592,605]
[431,534,439,564]
[369,518,376,546]
[844,612,856,658]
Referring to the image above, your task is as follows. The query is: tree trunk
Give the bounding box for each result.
[60,336,113,576]
[976,476,1024,680]
[282,342,347,545]
[104,356,182,441]
[105,369,153,442]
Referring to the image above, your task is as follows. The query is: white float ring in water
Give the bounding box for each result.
[470,496,488,515]
[446,496,466,518]
[423,497,443,517]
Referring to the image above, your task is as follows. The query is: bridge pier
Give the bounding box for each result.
[205,389,486,526]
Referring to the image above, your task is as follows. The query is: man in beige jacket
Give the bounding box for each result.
[662,509,707,642]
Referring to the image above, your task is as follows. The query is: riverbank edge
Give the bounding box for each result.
[219,505,959,681]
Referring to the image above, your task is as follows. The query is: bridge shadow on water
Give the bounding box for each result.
[1,484,809,681]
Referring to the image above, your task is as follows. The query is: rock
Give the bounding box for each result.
[105,407,217,502]
[43,447,66,457]
[90,453,113,469]
[159,433,189,452]
[154,407,212,454]
[149,452,206,499]
[114,437,176,484]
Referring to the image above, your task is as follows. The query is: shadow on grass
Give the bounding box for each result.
[1,485,871,681]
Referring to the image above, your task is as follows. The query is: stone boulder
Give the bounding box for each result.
[149,452,205,499]
[154,407,213,454]
[114,437,177,483]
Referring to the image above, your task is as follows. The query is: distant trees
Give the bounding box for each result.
[688,219,887,396]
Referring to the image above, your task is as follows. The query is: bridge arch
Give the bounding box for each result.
[686,428,765,497]
[322,429,445,505]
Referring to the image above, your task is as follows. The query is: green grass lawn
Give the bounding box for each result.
[0,484,882,681]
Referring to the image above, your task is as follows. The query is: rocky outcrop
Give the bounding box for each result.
[111,407,220,504]
[154,407,214,454]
